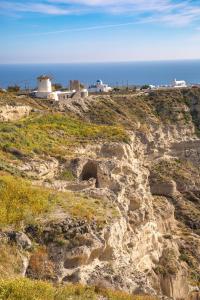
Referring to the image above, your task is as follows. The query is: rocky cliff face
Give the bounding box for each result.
[0,89,199,300]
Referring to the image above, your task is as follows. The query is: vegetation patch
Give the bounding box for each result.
[0,242,23,279]
[86,89,197,131]
[154,248,179,276]
[26,246,56,281]
[0,159,25,178]
[57,193,120,225]
[179,234,200,286]
[151,159,200,233]
[58,168,75,181]
[0,174,57,228]
[0,91,51,109]
[150,158,200,185]
[0,174,119,229]
[0,277,158,300]
[86,95,159,130]
[0,112,129,158]
[148,89,192,124]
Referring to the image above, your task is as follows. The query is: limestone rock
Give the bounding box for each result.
[0,105,31,121]
[8,232,32,250]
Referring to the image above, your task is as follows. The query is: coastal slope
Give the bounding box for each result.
[0,88,199,300]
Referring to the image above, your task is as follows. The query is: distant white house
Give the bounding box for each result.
[88,80,112,93]
[149,84,156,89]
[172,79,187,88]
[34,75,86,101]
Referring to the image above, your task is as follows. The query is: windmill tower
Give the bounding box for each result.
[35,75,53,98]
[37,75,52,93]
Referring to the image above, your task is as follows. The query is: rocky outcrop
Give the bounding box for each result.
[9,120,198,299]
[1,89,200,300]
[0,105,31,121]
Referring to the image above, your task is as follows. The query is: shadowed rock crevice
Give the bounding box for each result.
[80,161,99,188]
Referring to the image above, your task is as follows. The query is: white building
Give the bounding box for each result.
[88,80,112,93]
[35,75,52,98]
[172,79,187,88]
[34,75,86,101]
[149,84,156,89]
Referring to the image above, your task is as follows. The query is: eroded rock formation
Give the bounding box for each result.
[0,88,200,300]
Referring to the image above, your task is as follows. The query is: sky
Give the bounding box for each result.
[1,0,200,63]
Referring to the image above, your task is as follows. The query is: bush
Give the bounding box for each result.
[154,248,178,276]
[0,278,158,300]
[7,85,20,92]
[52,84,63,91]
[58,168,75,181]
[140,85,150,90]
[0,174,56,228]
[0,278,55,300]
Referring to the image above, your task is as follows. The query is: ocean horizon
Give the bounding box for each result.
[1,59,200,89]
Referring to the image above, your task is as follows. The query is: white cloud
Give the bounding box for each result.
[1,0,200,28]
[0,1,79,15]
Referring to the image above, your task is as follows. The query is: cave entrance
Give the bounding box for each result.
[80,161,99,188]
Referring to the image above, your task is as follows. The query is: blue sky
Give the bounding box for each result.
[1,0,200,63]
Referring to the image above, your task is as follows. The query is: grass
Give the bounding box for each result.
[179,234,200,287]
[0,173,119,229]
[0,278,158,300]
[0,243,23,279]
[58,193,119,225]
[86,94,159,130]
[151,158,200,285]
[0,173,56,228]
[58,168,75,181]
[0,112,129,159]
[0,91,51,109]
[148,89,193,124]
[151,159,200,184]
[154,248,179,276]
[86,89,197,130]
[151,158,200,233]
[0,158,26,178]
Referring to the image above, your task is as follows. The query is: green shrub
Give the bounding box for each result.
[0,174,57,228]
[0,174,119,229]
[7,85,20,93]
[0,278,158,300]
[0,278,55,300]
[154,248,179,276]
[58,168,75,181]
[0,113,129,158]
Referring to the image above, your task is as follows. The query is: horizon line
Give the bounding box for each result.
[1,58,200,65]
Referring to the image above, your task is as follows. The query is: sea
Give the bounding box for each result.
[1,60,200,89]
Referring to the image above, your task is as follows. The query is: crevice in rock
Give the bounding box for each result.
[80,161,99,188]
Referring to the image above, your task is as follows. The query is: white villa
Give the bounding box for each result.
[88,80,112,93]
[34,75,83,101]
[172,79,187,88]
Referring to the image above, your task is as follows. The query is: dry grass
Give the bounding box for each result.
[0,174,119,229]
[0,112,129,159]
[0,278,158,300]
[27,246,56,280]
[0,243,23,279]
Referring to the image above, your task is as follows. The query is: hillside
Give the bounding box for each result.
[0,88,199,300]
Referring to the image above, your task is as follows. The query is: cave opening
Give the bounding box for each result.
[80,161,99,188]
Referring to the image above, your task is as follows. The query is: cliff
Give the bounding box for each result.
[0,88,199,300]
